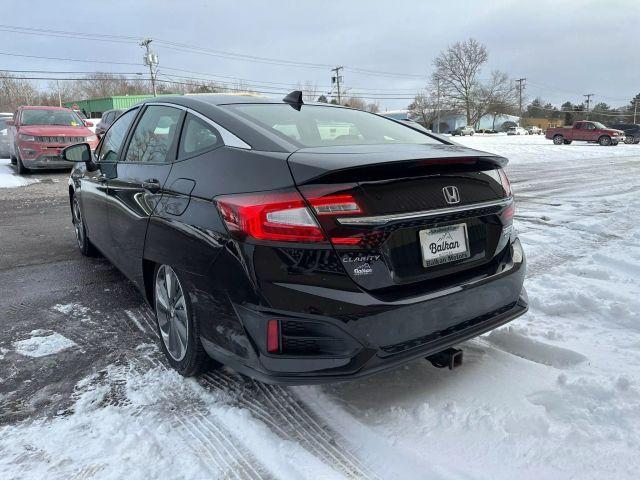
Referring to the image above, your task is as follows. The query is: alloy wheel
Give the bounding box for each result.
[155,265,189,362]
[72,197,85,249]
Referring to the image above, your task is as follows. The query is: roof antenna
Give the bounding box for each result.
[283,90,304,110]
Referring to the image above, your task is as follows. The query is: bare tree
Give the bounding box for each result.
[0,74,39,111]
[408,93,437,127]
[295,81,319,102]
[433,38,515,127]
[343,96,379,112]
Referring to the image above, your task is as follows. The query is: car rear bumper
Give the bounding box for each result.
[202,238,527,385]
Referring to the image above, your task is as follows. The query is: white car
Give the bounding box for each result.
[507,126,528,135]
[526,126,543,135]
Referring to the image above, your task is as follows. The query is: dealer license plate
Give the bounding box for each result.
[419,223,470,267]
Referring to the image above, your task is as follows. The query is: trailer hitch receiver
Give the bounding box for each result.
[427,347,463,370]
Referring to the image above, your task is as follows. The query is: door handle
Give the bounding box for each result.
[142,179,161,192]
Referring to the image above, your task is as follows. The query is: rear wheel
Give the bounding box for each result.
[598,135,612,146]
[553,135,564,145]
[72,195,97,256]
[624,136,634,144]
[563,140,572,145]
[154,264,215,376]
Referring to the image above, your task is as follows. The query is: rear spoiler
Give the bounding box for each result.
[287,144,508,184]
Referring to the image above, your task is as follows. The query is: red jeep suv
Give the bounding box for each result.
[8,106,99,173]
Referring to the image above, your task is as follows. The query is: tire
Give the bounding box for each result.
[553,135,564,145]
[598,135,612,146]
[15,153,29,174]
[71,195,97,256]
[470,132,474,136]
[612,141,619,146]
[563,140,572,145]
[634,138,640,144]
[153,264,216,376]
[624,136,633,144]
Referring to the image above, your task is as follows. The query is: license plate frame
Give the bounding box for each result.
[419,223,471,268]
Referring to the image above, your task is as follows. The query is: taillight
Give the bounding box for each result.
[498,168,512,197]
[216,189,326,242]
[301,185,366,246]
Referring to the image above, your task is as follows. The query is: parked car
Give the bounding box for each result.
[545,120,625,146]
[95,109,123,137]
[507,126,528,135]
[525,126,542,135]
[451,125,475,136]
[62,93,527,383]
[607,123,640,144]
[0,117,11,157]
[476,128,498,134]
[7,106,99,173]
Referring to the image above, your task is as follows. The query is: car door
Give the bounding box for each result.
[106,104,184,289]
[583,122,598,141]
[80,107,139,257]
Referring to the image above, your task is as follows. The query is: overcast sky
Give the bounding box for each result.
[3,0,639,110]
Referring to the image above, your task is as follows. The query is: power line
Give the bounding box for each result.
[0,24,427,79]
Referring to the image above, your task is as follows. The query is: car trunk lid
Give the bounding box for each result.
[289,144,513,293]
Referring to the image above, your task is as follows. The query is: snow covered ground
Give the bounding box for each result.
[0,158,38,188]
[1,135,640,479]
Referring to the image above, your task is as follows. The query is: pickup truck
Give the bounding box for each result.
[546,121,625,146]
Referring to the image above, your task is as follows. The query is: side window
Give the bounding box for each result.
[124,106,182,163]
[575,123,583,129]
[179,114,223,157]
[585,123,595,130]
[97,108,138,162]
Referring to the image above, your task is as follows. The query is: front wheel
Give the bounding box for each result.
[624,136,634,144]
[15,154,29,174]
[598,136,612,146]
[553,135,564,145]
[154,264,215,376]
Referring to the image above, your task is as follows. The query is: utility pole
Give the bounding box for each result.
[516,78,526,119]
[435,76,441,134]
[56,79,62,107]
[583,93,594,119]
[140,38,158,97]
[331,66,343,104]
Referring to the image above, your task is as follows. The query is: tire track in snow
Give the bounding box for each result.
[123,309,273,480]
[123,305,378,479]
[201,372,380,480]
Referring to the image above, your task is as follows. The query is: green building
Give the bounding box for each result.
[64,94,181,117]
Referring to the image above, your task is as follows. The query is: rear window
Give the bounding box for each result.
[226,104,442,148]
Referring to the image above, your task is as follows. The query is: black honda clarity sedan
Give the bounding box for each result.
[62,93,527,384]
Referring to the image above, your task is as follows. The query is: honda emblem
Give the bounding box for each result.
[442,186,461,204]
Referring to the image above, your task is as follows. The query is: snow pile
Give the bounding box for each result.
[0,158,38,188]
[12,331,77,358]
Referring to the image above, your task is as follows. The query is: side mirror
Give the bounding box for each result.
[5,119,15,127]
[84,120,94,127]
[62,143,92,163]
